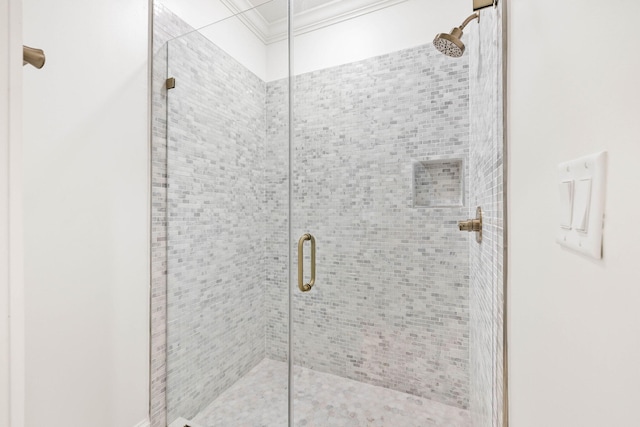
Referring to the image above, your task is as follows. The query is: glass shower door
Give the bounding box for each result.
[159,0,504,426]
[289,1,504,426]
[163,2,290,426]
[290,37,474,427]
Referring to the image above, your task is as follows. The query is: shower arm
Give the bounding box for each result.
[445,12,480,42]
[458,12,480,31]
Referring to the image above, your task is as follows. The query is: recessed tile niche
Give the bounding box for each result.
[413,159,464,208]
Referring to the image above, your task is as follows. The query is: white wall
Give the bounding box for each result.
[198,15,268,80]
[1,1,11,423]
[508,1,640,426]
[1,1,13,425]
[22,0,150,426]
[158,0,233,29]
[268,0,469,80]
[1,0,25,425]
[160,0,470,82]
[160,0,268,81]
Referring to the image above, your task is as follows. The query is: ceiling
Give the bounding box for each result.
[230,0,411,43]
[248,0,365,23]
[247,0,287,23]
[159,0,414,44]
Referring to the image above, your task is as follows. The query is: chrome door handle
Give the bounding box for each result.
[298,233,316,292]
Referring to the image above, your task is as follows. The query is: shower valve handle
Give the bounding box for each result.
[458,206,483,243]
[459,219,481,232]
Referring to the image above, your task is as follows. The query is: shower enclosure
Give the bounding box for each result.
[151,1,505,426]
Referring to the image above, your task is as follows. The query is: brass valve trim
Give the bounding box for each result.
[458,206,483,243]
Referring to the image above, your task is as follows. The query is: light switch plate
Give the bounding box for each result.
[556,151,607,259]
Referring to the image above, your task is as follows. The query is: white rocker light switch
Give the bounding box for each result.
[559,180,574,230]
[572,178,592,233]
[556,151,607,259]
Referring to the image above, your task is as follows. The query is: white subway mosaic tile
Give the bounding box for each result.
[164,25,268,424]
[266,45,471,409]
[151,4,502,425]
[467,6,504,427]
[150,4,196,426]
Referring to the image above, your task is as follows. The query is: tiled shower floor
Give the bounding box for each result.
[175,358,470,427]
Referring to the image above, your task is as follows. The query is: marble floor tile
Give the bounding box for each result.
[184,359,470,427]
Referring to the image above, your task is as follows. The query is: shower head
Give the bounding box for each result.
[433,12,479,58]
[433,29,465,58]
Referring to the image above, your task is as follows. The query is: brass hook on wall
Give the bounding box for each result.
[23,45,45,69]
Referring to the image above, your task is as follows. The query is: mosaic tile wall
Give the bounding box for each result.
[264,78,290,363]
[151,5,483,424]
[155,6,271,423]
[265,46,471,409]
[150,4,196,426]
[467,5,505,427]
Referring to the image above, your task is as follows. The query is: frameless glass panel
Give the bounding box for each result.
[162,1,290,425]
[289,0,504,426]
[158,0,505,425]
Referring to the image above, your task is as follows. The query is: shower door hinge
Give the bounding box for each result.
[166,77,176,90]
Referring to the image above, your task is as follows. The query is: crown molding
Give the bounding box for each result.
[219,0,272,43]
[222,0,409,45]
